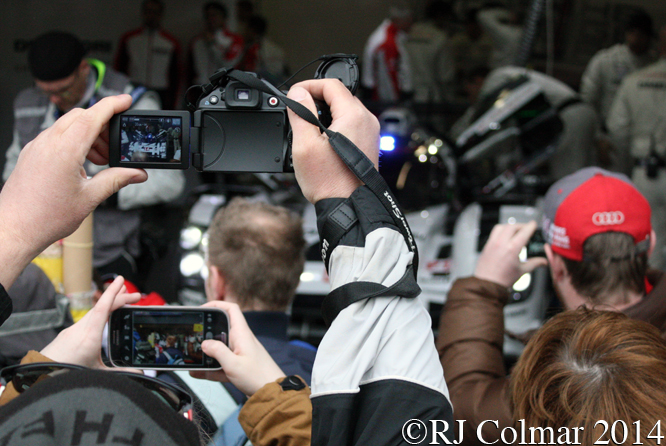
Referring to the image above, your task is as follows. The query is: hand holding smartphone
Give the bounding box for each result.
[108,306,229,370]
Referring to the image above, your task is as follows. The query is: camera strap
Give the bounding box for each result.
[225,70,418,278]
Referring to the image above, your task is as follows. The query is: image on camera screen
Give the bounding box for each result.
[120,116,183,164]
[131,311,205,366]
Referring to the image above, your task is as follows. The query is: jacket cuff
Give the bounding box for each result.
[239,377,312,445]
[0,350,53,406]
[315,186,398,272]
[451,276,511,306]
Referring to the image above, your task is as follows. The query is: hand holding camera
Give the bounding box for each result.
[109,54,360,175]
[474,221,548,288]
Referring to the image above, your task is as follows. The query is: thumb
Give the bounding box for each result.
[286,86,320,146]
[521,257,549,275]
[201,339,236,368]
[85,167,148,204]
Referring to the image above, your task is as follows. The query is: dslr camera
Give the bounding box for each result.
[109,54,359,173]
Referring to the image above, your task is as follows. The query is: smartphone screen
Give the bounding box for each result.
[108,306,228,370]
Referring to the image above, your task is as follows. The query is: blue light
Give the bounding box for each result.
[380,135,396,152]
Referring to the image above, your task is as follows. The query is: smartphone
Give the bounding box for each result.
[108,306,228,370]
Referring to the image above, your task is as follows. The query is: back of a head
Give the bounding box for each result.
[562,232,649,305]
[659,25,666,57]
[28,31,86,82]
[624,9,654,56]
[207,198,305,311]
[424,0,453,23]
[389,0,413,30]
[625,8,654,38]
[236,0,254,22]
[511,309,666,445]
[248,15,268,37]
[204,1,227,19]
[542,167,652,305]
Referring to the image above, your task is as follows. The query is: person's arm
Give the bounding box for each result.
[606,82,633,176]
[0,95,147,289]
[579,54,603,113]
[0,276,140,405]
[194,79,453,445]
[239,378,312,446]
[437,222,547,445]
[285,79,452,445]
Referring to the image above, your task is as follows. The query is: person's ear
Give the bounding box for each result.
[649,229,657,257]
[545,244,567,282]
[208,265,227,301]
[78,59,90,77]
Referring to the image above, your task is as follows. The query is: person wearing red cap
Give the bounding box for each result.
[436,167,664,445]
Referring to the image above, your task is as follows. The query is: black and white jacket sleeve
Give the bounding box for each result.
[311,186,454,446]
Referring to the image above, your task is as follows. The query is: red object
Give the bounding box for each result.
[545,171,651,261]
[134,291,167,306]
[104,279,167,306]
[374,23,401,101]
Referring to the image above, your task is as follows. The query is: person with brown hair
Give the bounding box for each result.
[204,197,314,403]
[512,308,666,445]
[437,167,666,445]
[206,197,305,313]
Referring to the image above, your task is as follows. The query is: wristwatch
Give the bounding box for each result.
[280,375,307,391]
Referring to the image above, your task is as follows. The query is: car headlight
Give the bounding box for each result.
[180,253,205,277]
[180,226,203,250]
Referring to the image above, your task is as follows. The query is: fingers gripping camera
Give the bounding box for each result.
[109,54,359,173]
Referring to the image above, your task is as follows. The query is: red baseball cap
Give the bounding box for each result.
[542,167,651,261]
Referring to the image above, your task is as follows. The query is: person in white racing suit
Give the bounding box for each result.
[4,31,184,282]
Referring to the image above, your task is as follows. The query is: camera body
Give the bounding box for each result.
[191,76,291,172]
[109,55,358,173]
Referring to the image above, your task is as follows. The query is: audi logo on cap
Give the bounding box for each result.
[592,211,625,226]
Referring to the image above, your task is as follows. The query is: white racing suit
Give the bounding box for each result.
[607,58,666,269]
[580,43,655,124]
[362,19,413,103]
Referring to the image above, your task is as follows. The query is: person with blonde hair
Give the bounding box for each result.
[512,308,666,445]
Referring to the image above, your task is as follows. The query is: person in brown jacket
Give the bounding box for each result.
[437,167,666,445]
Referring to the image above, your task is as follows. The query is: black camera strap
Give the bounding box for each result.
[225,70,418,278]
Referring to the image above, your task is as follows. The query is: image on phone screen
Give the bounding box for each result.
[109,307,227,370]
